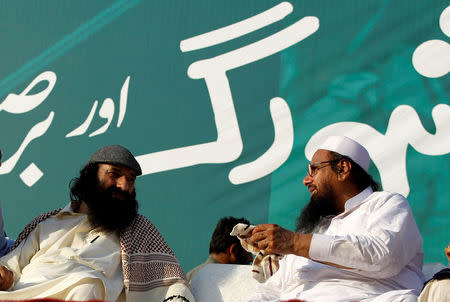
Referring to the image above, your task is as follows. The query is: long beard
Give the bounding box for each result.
[84,186,138,234]
[295,191,338,234]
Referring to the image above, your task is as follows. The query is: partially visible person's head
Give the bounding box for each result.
[0,149,2,166]
[298,136,380,233]
[209,216,253,265]
[70,145,142,234]
[445,243,450,263]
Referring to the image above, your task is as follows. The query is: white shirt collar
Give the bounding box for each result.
[56,202,86,216]
[344,186,373,212]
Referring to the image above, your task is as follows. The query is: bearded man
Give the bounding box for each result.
[0,145,194,302]
[244,136,425,302]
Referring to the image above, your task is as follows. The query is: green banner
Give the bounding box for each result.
[0,1,448,272]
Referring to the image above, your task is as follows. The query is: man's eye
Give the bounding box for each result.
[108,172,119,178]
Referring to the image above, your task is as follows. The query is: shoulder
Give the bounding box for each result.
[10,208,63,252]
[120,214,174,255]
[124,214,162,237]
[367,190,409,206]
[134,213,153,224]
[360,191,415,219]
[186,260,209,282]
[370,190,405,199]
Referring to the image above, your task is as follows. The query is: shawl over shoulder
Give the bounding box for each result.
[10,209,194,302]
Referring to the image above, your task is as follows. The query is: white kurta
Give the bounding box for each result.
[418,279,450,302]
[248,187,425,302]
[0,204,124,301]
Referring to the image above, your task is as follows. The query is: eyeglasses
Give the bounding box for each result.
[307,160,338,177]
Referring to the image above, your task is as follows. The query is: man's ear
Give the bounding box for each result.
[337,159,352,181]
[220,243,239,264]
[229,243,239,255]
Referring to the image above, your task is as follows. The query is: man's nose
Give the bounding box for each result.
[303,174,313,186]
[116,176,130,191]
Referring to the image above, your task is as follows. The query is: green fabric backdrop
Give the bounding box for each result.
[0,1,448,272]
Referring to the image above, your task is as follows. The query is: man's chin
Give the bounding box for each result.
[308,186,319,198]
[85,193,138,233]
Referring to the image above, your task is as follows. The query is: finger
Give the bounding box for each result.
[3,269,12,288]
[248,233,260,246]
[5,269,12,281]
[251,225,267,234]
[250,231,267,245]
[0,267,11,278]
[257,239,269,252]
[254,223,278,233]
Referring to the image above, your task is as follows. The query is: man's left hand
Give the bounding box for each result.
[245,224,311,257]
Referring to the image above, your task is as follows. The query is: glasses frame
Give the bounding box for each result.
[307,159,339,177]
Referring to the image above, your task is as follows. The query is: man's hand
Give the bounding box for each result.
[244,224,354,269]
[0,266,13,291]
[245,224,312,257]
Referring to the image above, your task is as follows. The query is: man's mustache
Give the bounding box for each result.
[103,186,133,201]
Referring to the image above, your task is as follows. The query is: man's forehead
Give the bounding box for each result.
[311,149,332,162]
[98,163,137,176]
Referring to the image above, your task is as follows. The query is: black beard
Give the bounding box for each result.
[84,185,138,234]
[295,193,338,234]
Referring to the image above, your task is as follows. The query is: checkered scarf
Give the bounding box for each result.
[10,209,191,302]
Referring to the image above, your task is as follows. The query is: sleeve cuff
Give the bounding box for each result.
[309,233,333,261]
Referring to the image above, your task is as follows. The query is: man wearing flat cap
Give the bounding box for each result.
[0,145,194,302]
[244,136,424,302]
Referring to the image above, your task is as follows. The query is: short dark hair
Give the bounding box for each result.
[329,151,380,192]
[209,216,250,254]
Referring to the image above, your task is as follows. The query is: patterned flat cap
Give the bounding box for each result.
[88,145,142,175]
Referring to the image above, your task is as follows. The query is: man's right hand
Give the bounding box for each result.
[0,266,13,290]
[245,224,312,257]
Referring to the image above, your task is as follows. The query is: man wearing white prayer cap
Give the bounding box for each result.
[244,135,425,302]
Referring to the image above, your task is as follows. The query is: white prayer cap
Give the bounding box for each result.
[316,136,370,171]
